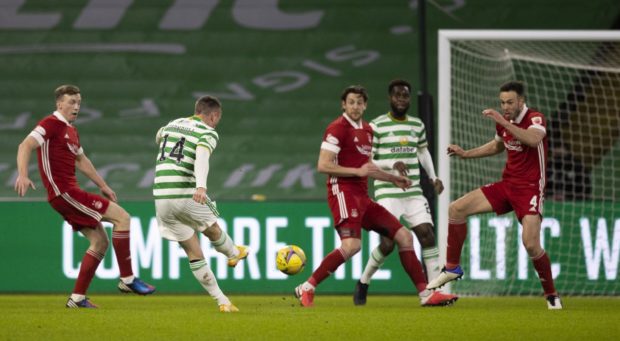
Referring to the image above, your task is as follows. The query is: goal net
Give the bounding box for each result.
[437,30,620,295]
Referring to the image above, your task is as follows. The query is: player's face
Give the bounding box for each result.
[499,91,524,120]
[342,93,367,122]
[210,109,222,128]
[389,85,411,117]
[56,94,81,123]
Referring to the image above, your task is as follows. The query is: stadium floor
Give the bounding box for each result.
[1,295,618,340]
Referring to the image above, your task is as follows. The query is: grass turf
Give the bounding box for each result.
[1,295,619,340]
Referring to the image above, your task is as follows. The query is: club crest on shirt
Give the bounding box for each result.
[92,200,103,210]
[351,209,358,218]
[399,136,408,146]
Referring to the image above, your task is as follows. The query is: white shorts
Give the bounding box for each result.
[155,198,218,242]
[376,196,433,229]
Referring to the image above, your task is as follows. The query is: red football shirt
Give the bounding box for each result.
[320,114,373,193]
[29,112,83,201]
[496,106,548,188]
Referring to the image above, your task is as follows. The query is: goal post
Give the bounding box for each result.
[437,30,620,295]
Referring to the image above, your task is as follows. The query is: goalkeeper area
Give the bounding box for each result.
[1,295,618,340]
[437,30,620,296]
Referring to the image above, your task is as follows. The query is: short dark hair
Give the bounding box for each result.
[500,81,525,97]
[195,95,222,115]
[55,84,80,101]
[340,85,368,102]
[388,79,411,94]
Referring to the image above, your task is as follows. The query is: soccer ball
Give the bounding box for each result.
[276,245,306,275]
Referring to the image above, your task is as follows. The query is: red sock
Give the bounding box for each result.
[532,251,557,296]
[446,219,468,268]
[73,249,104,295]
[308,248,346,287]
[399,249,427,292]
[112,230,133,277]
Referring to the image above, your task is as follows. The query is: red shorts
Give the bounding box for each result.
[480,180,544,222]
[327,188,402,240]
[49,188,110,231]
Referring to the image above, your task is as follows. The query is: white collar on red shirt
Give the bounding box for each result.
[53,111,72,126]
[342,112,362,129]
[511,104,528,124]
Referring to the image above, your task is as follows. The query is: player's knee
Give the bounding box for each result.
[394,227,413,247]
[90,236,109,253]
[448,202,466,220]
[379,239,395,255]
[203,222,222,240]
[117,209,131,229]
[522,239,542,256]
[413,224,436,247]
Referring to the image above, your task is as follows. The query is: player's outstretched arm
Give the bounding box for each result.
[448,139,503,159]
[364,162,411,189]
[14,136,38,196]
[75,153,118,202]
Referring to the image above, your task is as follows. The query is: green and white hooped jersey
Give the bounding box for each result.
[153,116,219,200]
[370,112,427,200]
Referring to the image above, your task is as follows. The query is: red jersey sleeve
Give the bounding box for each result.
[321,122,346,154]
[29,116,61,146]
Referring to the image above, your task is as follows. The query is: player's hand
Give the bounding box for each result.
[392,161,408,176]
[14,175,35,197]
[359,162,381,178]
[193,187,207,204]
[447,144,466,158]
[392,175,412,189]
[100,185,118,202]
[482,108,506,124]
[433,178,444,194]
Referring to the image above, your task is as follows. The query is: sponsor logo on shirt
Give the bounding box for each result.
[356,144,372,156]
[503,139,523,152]
[390,146,416,153]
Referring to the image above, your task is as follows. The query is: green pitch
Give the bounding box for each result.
[1,295,618,340]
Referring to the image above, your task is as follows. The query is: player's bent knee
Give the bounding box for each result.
[394,227,413,247]
[379,240,395,255]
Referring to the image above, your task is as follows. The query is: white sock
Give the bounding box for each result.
[190,259,230,305]
[360,247,386,284]
[211,232,238,258]
[120,275,135,284]
[301,281,315,292]
[422,246,441,282]
[70,293,86,302]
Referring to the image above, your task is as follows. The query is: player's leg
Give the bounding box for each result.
[411,223,441,281]
[297,235,361,307]
[404,197,441,282]
[521,214,562,309]
[66,224,108,308]
[201,221,248,267]
[355,235,394,304]
[178,234,238,312]
[356,198,402,304]
[427,188,495,289]
[103,201,155,295]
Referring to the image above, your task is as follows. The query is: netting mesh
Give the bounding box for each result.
[447,38,620,295]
